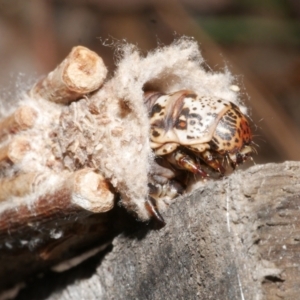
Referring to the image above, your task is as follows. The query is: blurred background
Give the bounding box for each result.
[0,0,299,165]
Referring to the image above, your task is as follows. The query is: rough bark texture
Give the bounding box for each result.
[7,161,300,300]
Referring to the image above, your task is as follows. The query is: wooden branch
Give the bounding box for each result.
[29,46,108,104]
[1,161,299,300]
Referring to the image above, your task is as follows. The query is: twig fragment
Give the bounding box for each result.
[71,168,115,213]
[29,46,108,104]
[0,137,31,164]
[0,172,43,201]
[0,106,37,142]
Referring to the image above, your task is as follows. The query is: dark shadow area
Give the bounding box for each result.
[15,245,112,300]
[9,201,161,300]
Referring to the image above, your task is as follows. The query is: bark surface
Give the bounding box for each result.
[7,161,299,300]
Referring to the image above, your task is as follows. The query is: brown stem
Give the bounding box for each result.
[0,172,43,201]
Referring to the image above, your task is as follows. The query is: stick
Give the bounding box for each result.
[0,137,31,164]
[0,168,114,215]
[29,46,108,104]
[71,168,115,213]
[0,172,42,201]
[0,106,37,142]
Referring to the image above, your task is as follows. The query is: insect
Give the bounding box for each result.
[144,90,253,226]
[0,42,256,292]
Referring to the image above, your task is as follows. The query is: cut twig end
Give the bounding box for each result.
[71,169,115,213]
[62,46,108,93]
[7,137,31,164]
[29,46,108,104]
[0,106,38,142]
[14,106,38,130]
[0,136,31,165]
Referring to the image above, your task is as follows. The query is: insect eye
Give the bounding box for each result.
[175,120,187,130]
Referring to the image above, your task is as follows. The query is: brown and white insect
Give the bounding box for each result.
[144,90,253,225]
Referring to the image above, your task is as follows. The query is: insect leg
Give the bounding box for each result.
[148,179,184,201]
[200,150,226,174]
[166,150,208,178]
[150,158,177,185]
[154,142,179,156]
[228,145,253,169]
[145,196,166,228]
